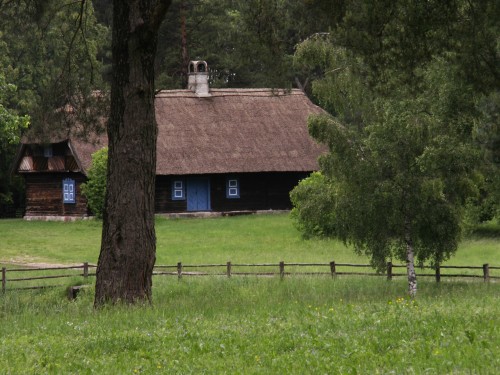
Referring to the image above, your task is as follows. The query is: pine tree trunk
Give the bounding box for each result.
[94,0,171,306]
[180,0,189,87]
[404,218,418,298]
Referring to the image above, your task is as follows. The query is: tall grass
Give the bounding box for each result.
[1,215,499,373]
[1,277,499,374]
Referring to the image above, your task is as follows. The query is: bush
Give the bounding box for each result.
[81,147,107,218]
[289,172,337,238]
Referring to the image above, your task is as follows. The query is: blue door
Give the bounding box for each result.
[187,177,211,211]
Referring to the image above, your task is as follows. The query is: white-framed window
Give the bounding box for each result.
[226,178,240,199]
[172,180,185,200]
[63,178,76,204]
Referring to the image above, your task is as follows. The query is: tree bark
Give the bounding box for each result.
[94,0,171,307]
[180,0,189,87]
[404,217,417,298]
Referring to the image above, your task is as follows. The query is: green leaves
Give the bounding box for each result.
[290,172,337,239]
[81,147,108,219]
[294,35,373,126]
[0,0,108,134]
[299,95,478,266]
[0,76,30,145]
[290,3,492,285]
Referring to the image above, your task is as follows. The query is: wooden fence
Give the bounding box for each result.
[1,263,94,292]
[1,261,499,293]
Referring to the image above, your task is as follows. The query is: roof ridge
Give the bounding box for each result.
[155,88,304,98]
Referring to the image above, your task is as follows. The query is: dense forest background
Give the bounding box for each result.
[1,0,499,225]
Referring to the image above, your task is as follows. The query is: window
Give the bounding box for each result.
[43,145,53,158]
[226,178,240,199]
[63,178,75,204]
[172,180,185,200]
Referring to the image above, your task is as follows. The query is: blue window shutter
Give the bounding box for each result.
[226,178,240,199]
[63,178,76,204]
[172,179,185,200]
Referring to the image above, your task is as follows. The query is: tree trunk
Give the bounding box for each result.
[94,0,171,307]
[404,218,417,298]
[180,0,189,87]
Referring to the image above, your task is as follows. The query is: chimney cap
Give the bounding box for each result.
[188,60,208,74]
[187,60,210,97]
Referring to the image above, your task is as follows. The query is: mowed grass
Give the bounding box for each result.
[1,213,499,267]
[0,214,360,265]
[1,277,499,374]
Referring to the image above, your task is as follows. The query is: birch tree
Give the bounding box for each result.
[289,0,498,296]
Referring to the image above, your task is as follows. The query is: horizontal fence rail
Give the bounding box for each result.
[1,261,499,293]
[1,262,96,292]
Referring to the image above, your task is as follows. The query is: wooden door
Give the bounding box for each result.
[187,177,211,211]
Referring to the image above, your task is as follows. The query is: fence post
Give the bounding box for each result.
[177,262,182,280]
[435,265,441,283]
[279,261,285,280]
[387,262,393,281]
[330,261,336,278]
[483,263,490,282]
[227,261,232,278]
[83,262,89,279]
[1,267,5,293]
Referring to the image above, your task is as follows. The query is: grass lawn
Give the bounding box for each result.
[0,214,499,373]
[1,277,499,374]
[1,213,499,267]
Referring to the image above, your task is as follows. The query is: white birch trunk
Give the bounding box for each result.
[405,219,417,298]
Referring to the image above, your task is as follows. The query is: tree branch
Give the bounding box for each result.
[149,0,172,34]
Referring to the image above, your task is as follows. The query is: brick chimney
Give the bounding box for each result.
[187,60,211,97]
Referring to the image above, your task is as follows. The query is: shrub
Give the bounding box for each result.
[290,172,337,238]
[81,147,108,218]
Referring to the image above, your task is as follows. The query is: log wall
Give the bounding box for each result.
[24,173,89,217]
[155,175,188,213]
[22,171,308,216]
[155,172,308,213]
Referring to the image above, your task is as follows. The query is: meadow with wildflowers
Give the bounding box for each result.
[1,215,499,373]
[1,277,499,374]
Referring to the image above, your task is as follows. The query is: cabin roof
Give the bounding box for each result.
[155,89,324,175]
[16,88,326,175]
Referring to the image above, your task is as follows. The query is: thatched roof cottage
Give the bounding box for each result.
[12,61,325,219]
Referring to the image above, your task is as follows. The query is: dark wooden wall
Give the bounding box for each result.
[211,172,307,211]
[155,172,309,213]
[155,175,187,213]
[22,171,309,216]
[24,173,89,217]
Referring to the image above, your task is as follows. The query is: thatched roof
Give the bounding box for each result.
[17,129,107,174]
[18,88,325,175]
[69,133,108,173]
[155,89,325,175]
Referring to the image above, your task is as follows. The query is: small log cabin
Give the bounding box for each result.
[12,61,325,220]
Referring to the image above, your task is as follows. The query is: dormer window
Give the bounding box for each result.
[43,145,53,158]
